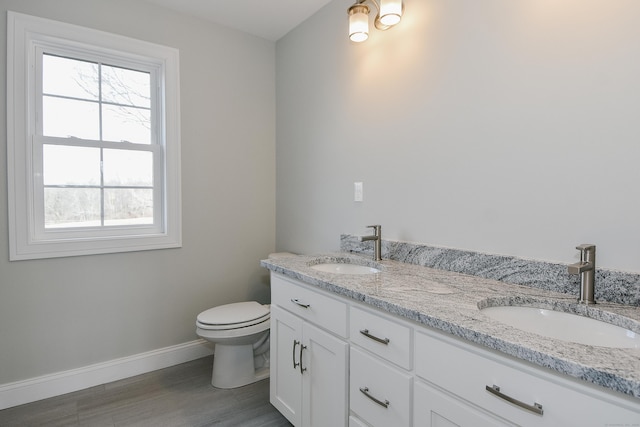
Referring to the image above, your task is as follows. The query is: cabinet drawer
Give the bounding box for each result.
[350,306,411,369]
[415,331,640,426]
[414,380,510,427]
[271,274,348,338]
[350,347,412,427]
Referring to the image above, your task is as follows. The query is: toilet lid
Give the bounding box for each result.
[197,301,270,326]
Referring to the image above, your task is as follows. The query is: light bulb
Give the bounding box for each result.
[348,4,370,42]
[379,0,402,26]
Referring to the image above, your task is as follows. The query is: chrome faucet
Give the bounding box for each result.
[567,244,596,304]
[359,225,382,261]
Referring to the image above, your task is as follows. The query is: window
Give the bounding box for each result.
[7,12,181,260]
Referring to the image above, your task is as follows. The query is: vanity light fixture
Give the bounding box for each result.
[348,0,404,43]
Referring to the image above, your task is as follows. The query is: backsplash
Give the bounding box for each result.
[341,235,640,306]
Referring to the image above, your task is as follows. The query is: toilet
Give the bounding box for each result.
[196,301,271,388]
[196,252,294,389]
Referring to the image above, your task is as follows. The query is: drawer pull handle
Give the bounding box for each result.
[292,340,300,369]
[360,329,390,345]
[291,298,310,308]
[359,387,389,409]
[299,344,307,374]
[486,385,543,416]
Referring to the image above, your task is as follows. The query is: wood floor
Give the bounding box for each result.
[0,356,292,427]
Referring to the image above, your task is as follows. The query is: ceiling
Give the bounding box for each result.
[141,0,335,41]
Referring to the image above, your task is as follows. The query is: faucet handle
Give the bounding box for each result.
[575,244,596,264]
[576,244,596,252]
[366,225,381,235]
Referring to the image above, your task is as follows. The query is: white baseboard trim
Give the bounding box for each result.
[0,339,213,410]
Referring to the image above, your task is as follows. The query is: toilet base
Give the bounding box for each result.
[211,343,270,389]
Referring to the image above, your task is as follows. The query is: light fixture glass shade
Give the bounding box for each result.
[349,4,369,42]
[379,0,403,26]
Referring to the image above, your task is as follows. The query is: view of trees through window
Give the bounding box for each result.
[42,53,155,228]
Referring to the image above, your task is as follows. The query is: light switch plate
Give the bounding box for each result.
[354,182,363,202]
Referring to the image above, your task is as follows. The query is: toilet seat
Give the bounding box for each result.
[197,301,270,331]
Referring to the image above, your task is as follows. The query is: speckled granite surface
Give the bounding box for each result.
[341,235,640,306]
[261,251,640,401]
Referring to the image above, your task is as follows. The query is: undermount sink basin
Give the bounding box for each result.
[310,263,381,275]
[481,305,640,348]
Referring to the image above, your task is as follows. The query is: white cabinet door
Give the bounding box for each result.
[270,305,303,426]
[302,322,349,427]
[414,380,512,427]
[271,304,349,427]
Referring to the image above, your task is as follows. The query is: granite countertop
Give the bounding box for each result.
[261,252,640,400]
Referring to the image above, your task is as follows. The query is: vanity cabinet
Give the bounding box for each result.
[269,272,640,427]
[270,274,349,427]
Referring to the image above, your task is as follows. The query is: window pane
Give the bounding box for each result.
[104,189,153,225]
[102,104,151,144]
[43,54,99,101]
[43,145,101,185]
[102,65,150,108]
[103,149,153,186]
[45,188,101,228]
[43,96,100,139]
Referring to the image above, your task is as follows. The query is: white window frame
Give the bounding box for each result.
[7,12,182,260]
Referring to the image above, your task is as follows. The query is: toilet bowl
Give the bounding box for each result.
[196,301,271,389]
[196,252,295,389]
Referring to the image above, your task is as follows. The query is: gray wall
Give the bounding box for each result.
[0,0,275,384]
[276,0,640,273]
